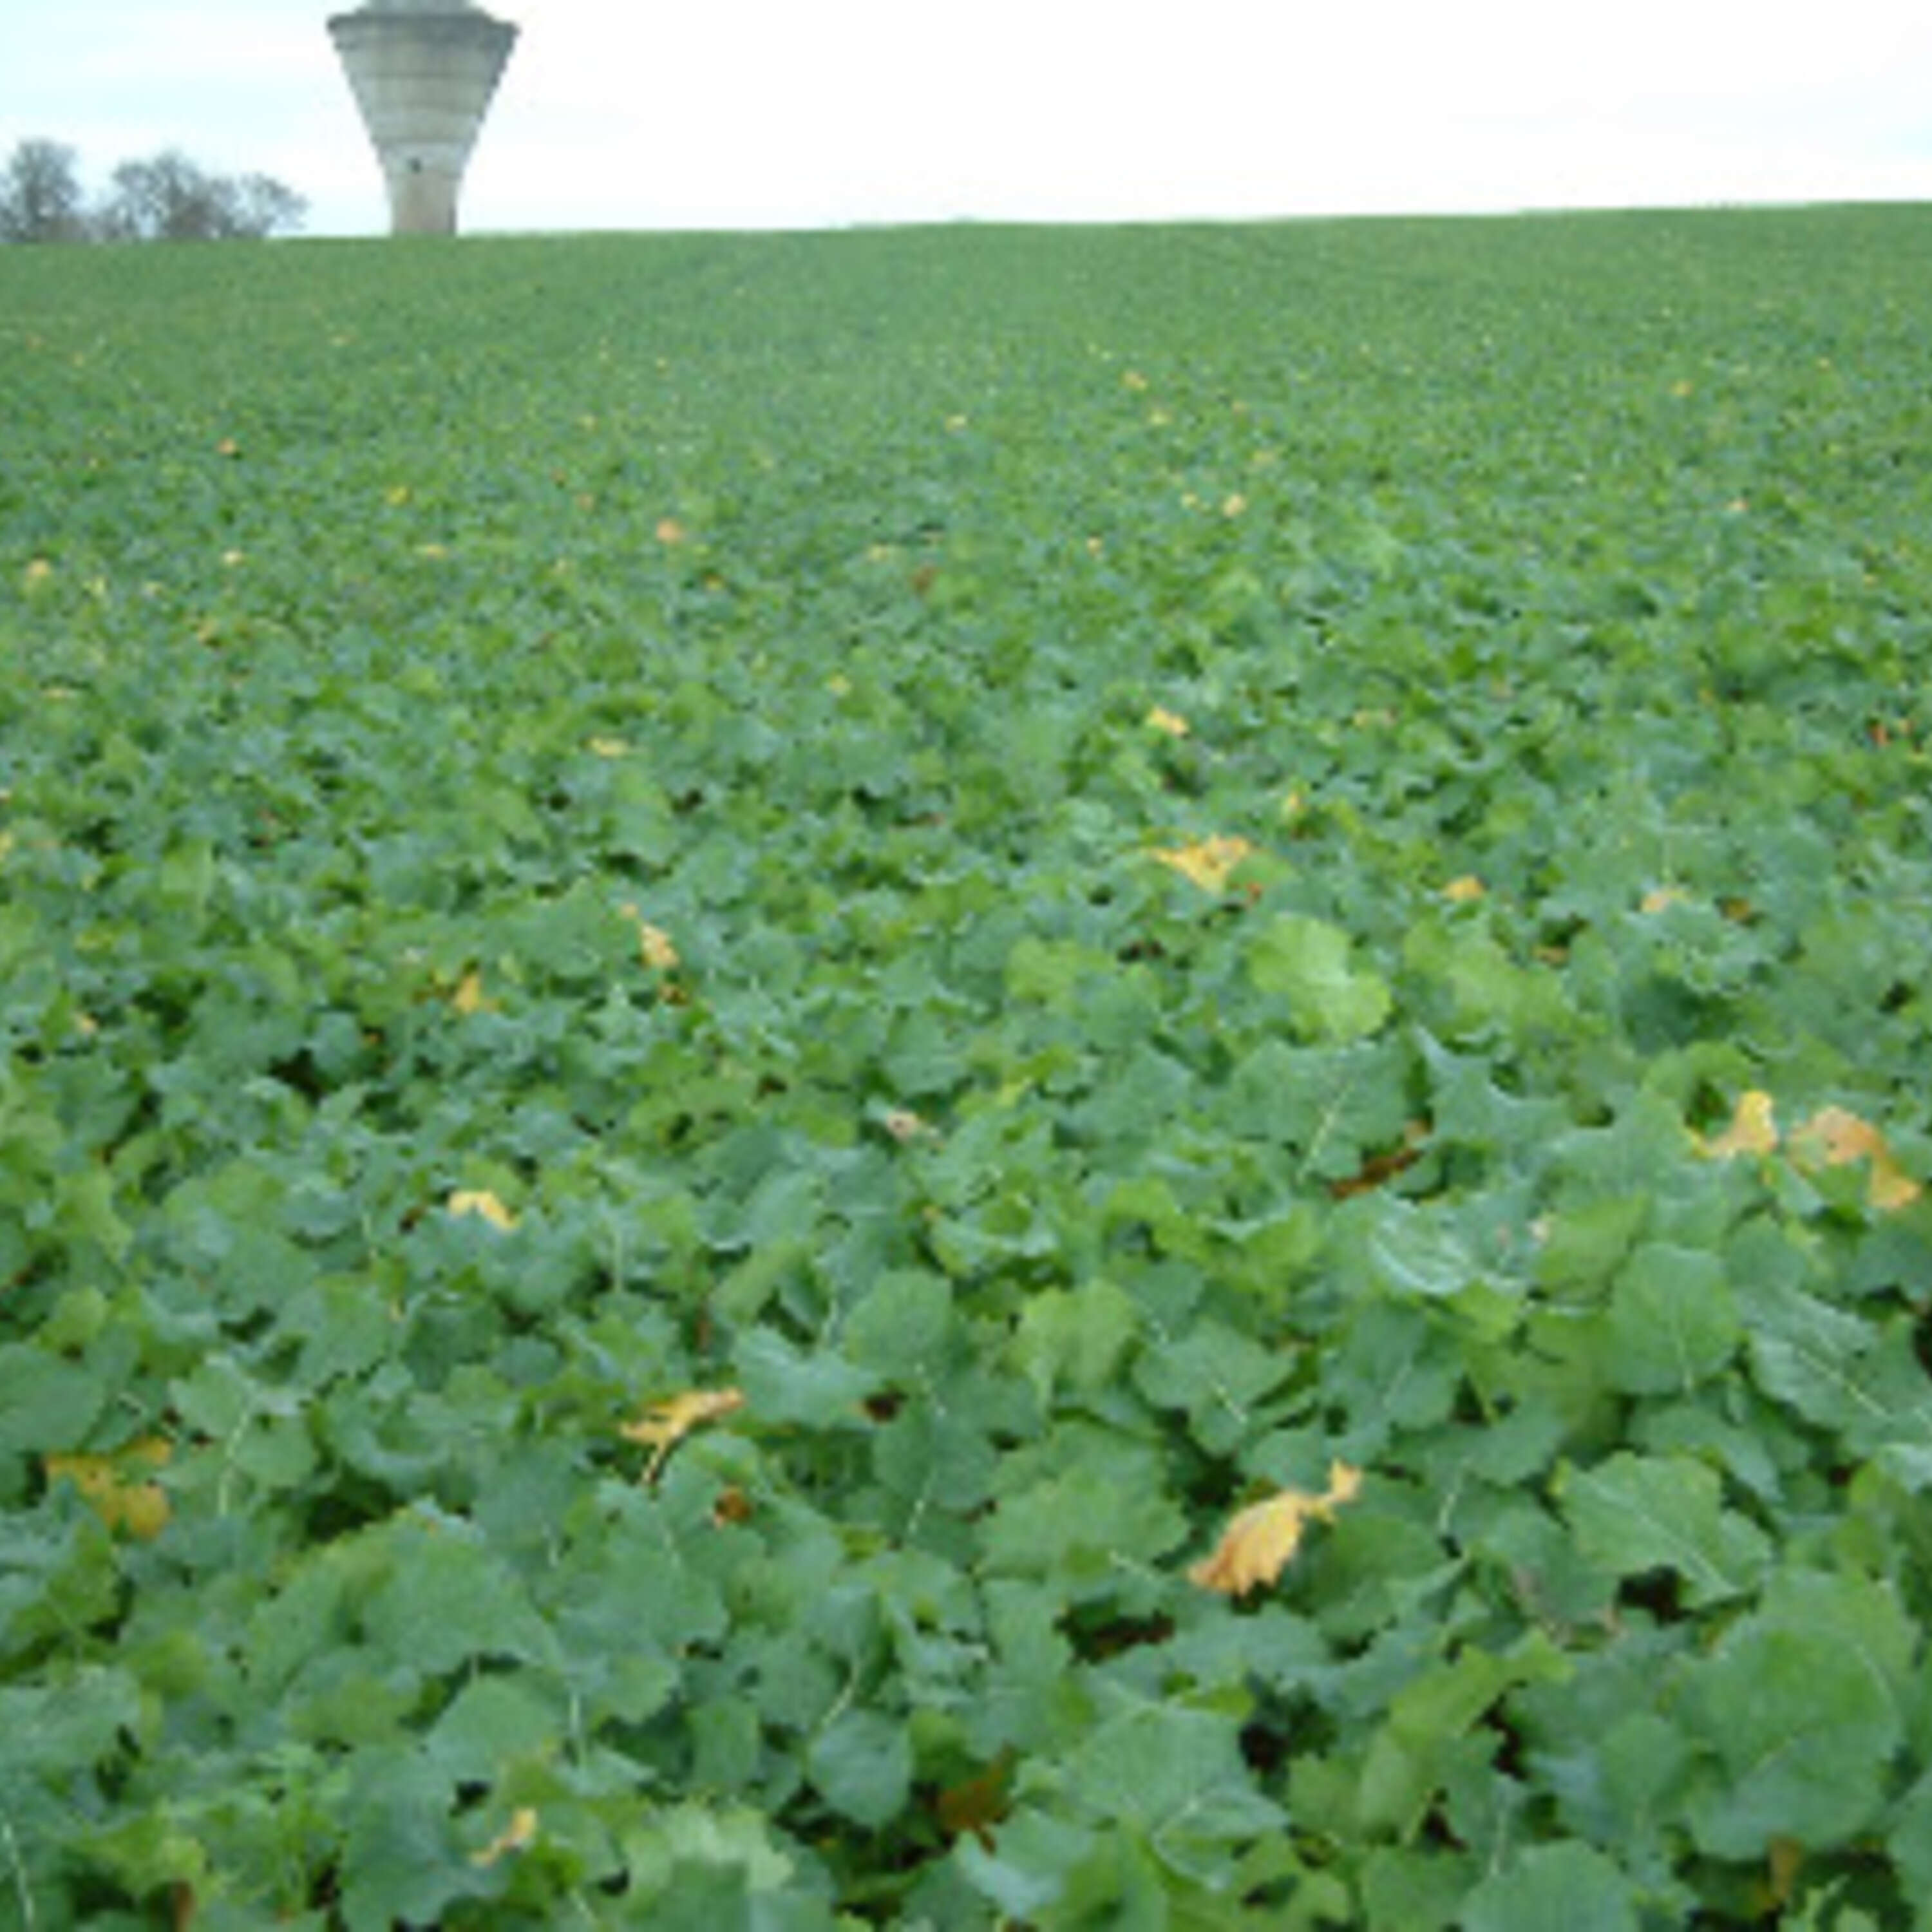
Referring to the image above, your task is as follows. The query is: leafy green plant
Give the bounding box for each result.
[4,205,1932,1927]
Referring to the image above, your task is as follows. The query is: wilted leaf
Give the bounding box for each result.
[621,1387,746,1481]
[471,1806,538,1868]
[934,1757,1012,1847]
[1189,1462,1363,1596]
[1695,1094,1919,1210]
[620,902,681,969]
[448,1189,518,1231]
[1696,1090,1778,1159]
[450,969,497,1016]
[44,1439,172,1540]
[1150,835,1254,893]
[1789,1105,1922,1211]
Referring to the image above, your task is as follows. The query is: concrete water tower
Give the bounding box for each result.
[328,0,518,236]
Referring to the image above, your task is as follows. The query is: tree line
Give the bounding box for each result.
[0,138,307,244]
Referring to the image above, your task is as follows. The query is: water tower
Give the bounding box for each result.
[328,0,518,236]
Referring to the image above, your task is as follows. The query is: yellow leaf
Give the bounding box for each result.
[471,1807,539,1868]
[44,1438,172,1540]
[1696,1090,1779,1160]
[1189,1462,1362,1597]
[1150,835,1254,894]
[1789,1106,1922,1211]
[621,1387,745,1481]
[1440,875,1486,903]
[620,903,680,969]
[1144,705,1191,738]
[448,1189,518,1231]
[1640,886,1692,914]
[587,735,631,758]
[655,516,687,545]
[23,558,53,593]
[451,969,498,1016]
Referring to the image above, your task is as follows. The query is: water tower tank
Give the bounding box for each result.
[328,0,518,236]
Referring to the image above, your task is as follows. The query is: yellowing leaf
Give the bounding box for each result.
[1150,835,1254,894]
[1440,875,1486,904]
[620,903,680,969]
[1697,1090,1779,1159]
[586,735,632,758]
[471,1807,539,1868]
[1144,705,1191,738]
[450,969,498,1016]
[1640,886,1692,914]
[621,1387,745,1481]
[44,1439,172,1540]
[1694,1094,1919,1211]
[1789,1105,1922,1211]
[655,516,687,545]
[23,558,53,592]
[448,1189,518,1231]
[1189,1461,1363,1597]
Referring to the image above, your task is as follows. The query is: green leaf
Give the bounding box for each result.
[1557,1452,1770,1607]
[1131,1316,1294,1454]
[336,1745,477,1932]
[1051,1686,1284,1885]
[1249,914,1392,1041]
[1598,1242,1739,1394]
[1009,1276,1142,1407]
[1354,1637,1569,1839]
[1685,1569,1915,1858]
[806,1706,914,1828]
[361,1517,557,1676]
[0,1345,104,1455]
[1460,1842,1640,1932]
[843,1268,955,1377]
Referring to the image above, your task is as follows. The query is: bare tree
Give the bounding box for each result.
[0,138,88,242]
[1,140,308,243]
[231,172,309,240]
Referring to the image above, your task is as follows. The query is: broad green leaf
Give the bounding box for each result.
[1460,1842,1640,1932]
[1355,1637,1568,1838]
[1558,1452,1770,1607]
[1009,1276,1141,1406]
[806,1707,914,1828]
[0,1345,104,1456]
[1685,1569,1916,1858]
[1598,1242,1739,1393]
[361,1519,557,1676]
[1249,914,1392,1041]
[843,1268,955,1376]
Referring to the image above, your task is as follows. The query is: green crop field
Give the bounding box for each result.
[5,205,1932,1928]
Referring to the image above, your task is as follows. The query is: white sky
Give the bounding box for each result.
[2,1,1929,236]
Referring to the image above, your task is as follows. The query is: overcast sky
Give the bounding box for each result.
[3,1,1929,236]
